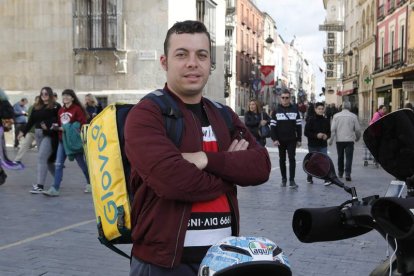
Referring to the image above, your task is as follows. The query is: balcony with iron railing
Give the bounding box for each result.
[378,5,385,21]
[388,0,395,13]
[226,0,235,14]
[392,48,402,65]
[375,57,383,71]
[384,52,391,68]
[397,0,407,7]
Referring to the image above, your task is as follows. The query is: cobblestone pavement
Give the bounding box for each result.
[0,133,395,275]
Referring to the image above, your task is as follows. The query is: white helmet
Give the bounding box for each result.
[198,236,291,276]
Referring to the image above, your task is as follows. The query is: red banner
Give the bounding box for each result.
[260,65,275,94]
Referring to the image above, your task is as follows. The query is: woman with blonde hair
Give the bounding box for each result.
[244,99,270,146]
[84,93,102,122]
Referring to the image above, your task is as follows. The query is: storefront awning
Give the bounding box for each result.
[336,89,355,96]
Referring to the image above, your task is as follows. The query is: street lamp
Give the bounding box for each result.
[265,35,274,44]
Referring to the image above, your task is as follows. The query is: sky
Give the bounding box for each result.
[255,0,327,97]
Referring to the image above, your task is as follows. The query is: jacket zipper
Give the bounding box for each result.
[171,205,186,267]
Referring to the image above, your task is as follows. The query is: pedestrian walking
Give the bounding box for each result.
[370,105,387,125]
[244,99,270,146]
[325,103,338,121]
[298,102,307,119]
[270,89,302,188]
[305,102,315,121]
[13,97,28,148]
[125,20,270,276]
[328,101,361,181]
[0,88,16,184]
[43,89,90,196]
[84,93,103,123]
[364,105,388,167]
[304,102,331,185]
[14,96,39,165]
[18,87,60,194]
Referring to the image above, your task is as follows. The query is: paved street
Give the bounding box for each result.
[0,132,395,276]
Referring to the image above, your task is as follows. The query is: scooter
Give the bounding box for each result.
[292,108,414,276]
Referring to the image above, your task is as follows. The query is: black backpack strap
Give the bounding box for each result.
[97,211,131,260]
[204,98,235,135]
[141,89,183,147]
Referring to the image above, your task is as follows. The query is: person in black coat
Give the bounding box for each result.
[304,102,331,185]
[244,99,270,146]
[270,90,302,188]
[0,88,21,184]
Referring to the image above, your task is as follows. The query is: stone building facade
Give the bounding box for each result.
[0,0,226,105]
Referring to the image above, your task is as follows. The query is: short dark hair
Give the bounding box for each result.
[281,89,291,96]
[163,20,211,56]
[315,102,325,108]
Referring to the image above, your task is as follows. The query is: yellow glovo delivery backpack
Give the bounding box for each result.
[81,89,234,259]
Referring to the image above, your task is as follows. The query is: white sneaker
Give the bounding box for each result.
[324,181,332,186]
[43,187,60,197]
[30,184,43,194]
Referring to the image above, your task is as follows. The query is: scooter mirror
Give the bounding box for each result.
[303,152,331,178]
[303,152,354,195]
[364,108,414,180]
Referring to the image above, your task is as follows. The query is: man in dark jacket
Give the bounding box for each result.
[125,20,271,276]
[270,89,302,188]
[304,102,331,185]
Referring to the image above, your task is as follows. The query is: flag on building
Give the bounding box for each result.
[260,65,275,94]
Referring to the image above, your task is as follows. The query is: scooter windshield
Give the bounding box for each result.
[363,108,414,180]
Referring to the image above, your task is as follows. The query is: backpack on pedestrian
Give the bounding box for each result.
[81,89,234,259]
[0,99,15,131]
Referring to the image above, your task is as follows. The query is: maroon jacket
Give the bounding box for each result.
[124,89,271,268]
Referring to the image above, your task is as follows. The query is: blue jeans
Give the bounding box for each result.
[336,142,354,177]
[53,141,89,190]
[308,146,328,155]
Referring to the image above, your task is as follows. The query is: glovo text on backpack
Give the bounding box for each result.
[86,105,131,241]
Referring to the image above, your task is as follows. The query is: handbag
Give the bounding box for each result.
[1,118,14,132]
[258,113,270,138]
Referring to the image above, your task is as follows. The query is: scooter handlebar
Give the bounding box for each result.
[292,206,372,243]
[372,197,414,240]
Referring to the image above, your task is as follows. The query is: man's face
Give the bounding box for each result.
[280,93,291,107]
[160,32,211,103]
[315,105,324,115]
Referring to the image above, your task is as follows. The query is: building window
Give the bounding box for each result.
[355,54,359,72]
[197,0,217,69]
[73,0,122,50]
[400,24,405,61]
